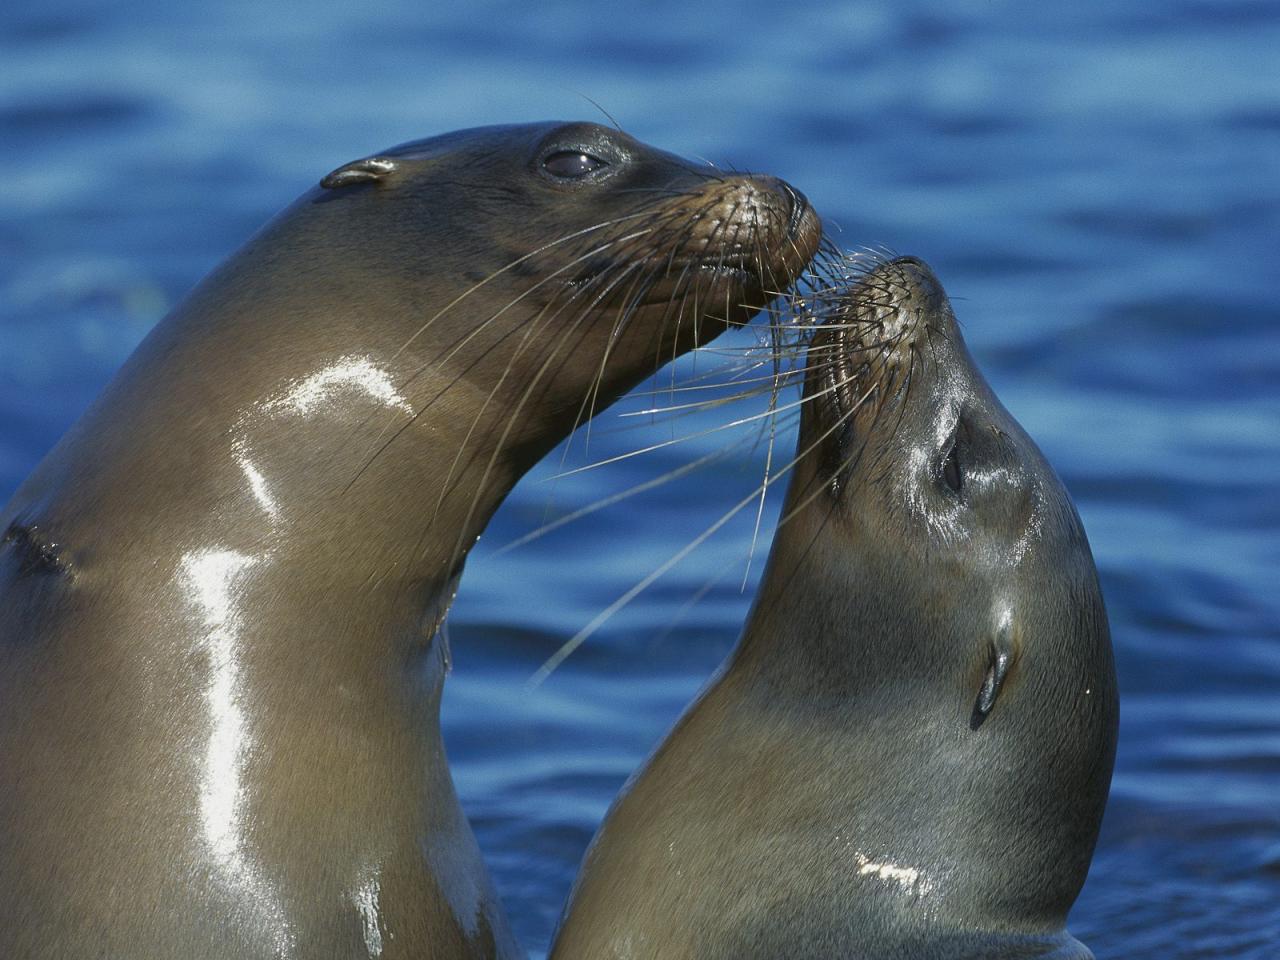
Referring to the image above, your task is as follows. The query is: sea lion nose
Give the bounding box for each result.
[725,175,820,274]
[886,256,946,309]
[779,181,813,239]
[743,176,815,241]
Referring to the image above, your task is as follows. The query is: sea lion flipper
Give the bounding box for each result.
[319,156,400,189]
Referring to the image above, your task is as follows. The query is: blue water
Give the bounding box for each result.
[3,1,1278,956]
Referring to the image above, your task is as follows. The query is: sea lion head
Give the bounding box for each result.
[83,122,823,577]
[772,255,1119,934]
[308,122,821,433]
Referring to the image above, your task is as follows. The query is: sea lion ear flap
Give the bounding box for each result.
[972,615,1017,728]
[319,156,399,190]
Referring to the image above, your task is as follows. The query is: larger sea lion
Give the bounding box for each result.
[0,122,820,959]
[550,256,1118,959]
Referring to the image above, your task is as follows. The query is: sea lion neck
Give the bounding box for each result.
[731,498,961,702]
[8,222,589,585]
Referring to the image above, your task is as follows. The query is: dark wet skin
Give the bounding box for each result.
[550,257,1118,960]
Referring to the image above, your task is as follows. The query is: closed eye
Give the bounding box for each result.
[542,151,608,179]
[942,439,963,493]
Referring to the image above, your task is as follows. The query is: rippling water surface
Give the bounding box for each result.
[2,1,1277,956]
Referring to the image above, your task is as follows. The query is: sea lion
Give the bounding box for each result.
[549,256,1119,959]
[0,122,820,959]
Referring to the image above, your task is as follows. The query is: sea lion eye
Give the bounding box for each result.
[942,441,963,493]
[542,151,608,179]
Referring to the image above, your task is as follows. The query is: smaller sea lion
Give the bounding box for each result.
[549,256,1119,960]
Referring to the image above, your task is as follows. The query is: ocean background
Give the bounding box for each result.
[2,1,1277,956]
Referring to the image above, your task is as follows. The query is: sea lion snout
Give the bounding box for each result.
[694,174,816,246]
[667,174,821,289]
[840,255,950,349]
